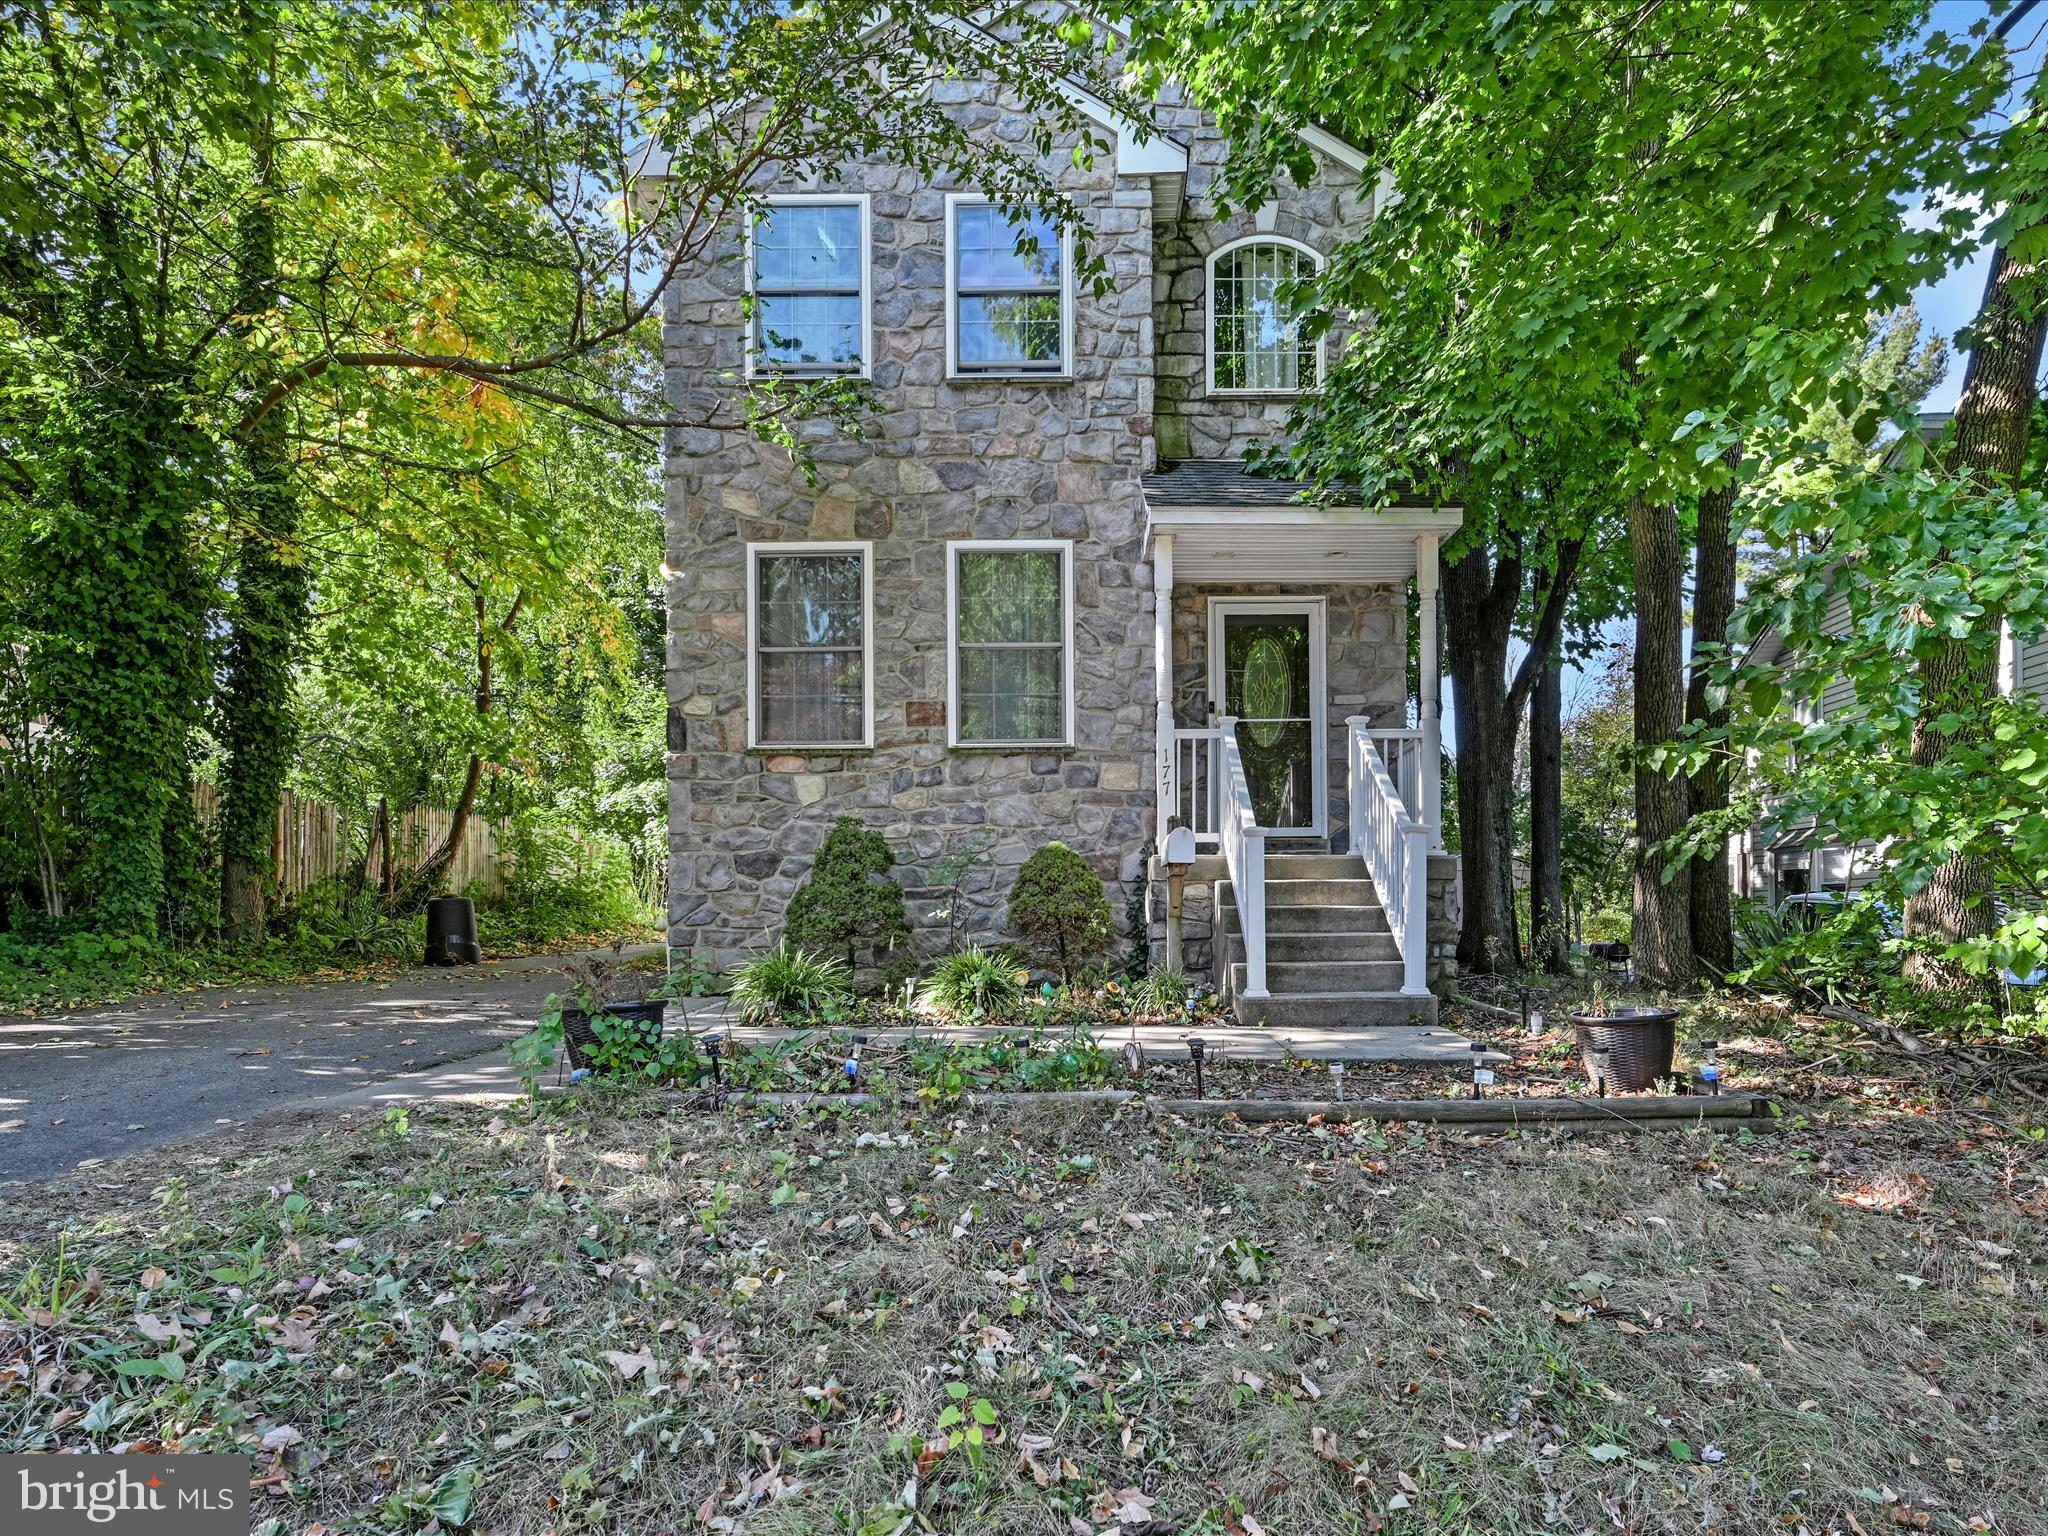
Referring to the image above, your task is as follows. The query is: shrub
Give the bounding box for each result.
[1008,842,1115,983]
[918,944,1026,1020]
[729,943,853,1023]
[784,817,909,973]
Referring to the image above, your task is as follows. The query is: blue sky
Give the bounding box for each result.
[1914,0,2045,409]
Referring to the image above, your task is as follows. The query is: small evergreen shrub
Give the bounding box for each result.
[918,944,1026,1020]
[729,943,852,1022]
[784,817,910,974]
[1008,842,1115,983]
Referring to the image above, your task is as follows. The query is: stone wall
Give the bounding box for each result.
[1147,110,1370,462]
[1167,583,1407,853]
[1427,851,1461,993]
[663,91,1162,972]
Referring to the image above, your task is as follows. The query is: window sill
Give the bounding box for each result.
[946,372,1075,386]
[947,742,1075,753]
[747,745,876,756]
[1206,387,1312,400]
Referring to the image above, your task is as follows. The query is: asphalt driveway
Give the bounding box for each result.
[0,949,655,1192]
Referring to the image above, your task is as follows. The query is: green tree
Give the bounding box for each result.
[1123,0,2001,984]
[1,0,1138,936]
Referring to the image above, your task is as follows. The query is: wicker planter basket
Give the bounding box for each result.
[562,1000,666,1073]
[1569,1007,1679,1093]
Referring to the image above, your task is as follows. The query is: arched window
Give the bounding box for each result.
[1207,237,1320,394]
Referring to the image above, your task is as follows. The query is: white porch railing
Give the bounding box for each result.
[1347,717,1433,998]
[1365,728,1426,821]
[1217,719,1268,999]
[1159,724,1225,846]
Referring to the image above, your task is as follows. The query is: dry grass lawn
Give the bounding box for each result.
[4,1084,2045,1535]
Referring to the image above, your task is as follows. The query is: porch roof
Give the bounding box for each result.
[1142,459,1462,583]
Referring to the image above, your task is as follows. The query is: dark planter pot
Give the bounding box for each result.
[424,896,480,965]
[562,1000,666,1073]
[1570,1007,1679,1093]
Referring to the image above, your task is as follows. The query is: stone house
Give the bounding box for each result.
[656,27,1461,1024]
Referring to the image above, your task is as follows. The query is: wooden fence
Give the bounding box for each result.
[191,784,506,898]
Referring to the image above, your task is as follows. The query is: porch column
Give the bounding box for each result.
[1416,532,1444,850]
[1153,532,1175,843]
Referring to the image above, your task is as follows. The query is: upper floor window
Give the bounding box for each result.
[947,196,1069,377]
[1208,237,1320,394]
[747,542,872,748]
[750,197,869,376]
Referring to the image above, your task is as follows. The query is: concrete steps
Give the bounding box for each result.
[1213,852,1435,1028]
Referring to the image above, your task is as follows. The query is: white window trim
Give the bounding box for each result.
[745,540,875,751]
[943,192,1075,382]
[946,539,1076,748]
[744,193,873,381]
[1205,233,1323,398]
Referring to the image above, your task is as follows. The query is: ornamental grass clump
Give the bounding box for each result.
[917,944,1026,1021]
[729,944,852,1023]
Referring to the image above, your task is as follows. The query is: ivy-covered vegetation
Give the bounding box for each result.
[0,0,1133,1007]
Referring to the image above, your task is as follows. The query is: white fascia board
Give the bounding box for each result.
[1296,123,1370,176]
[1145,504,1464,531]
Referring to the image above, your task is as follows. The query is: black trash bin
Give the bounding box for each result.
[424,896,480,965]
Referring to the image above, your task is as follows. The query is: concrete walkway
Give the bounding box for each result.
[1,971,1478,1193]
[0,948,655,1192]
[697,1017,1486,1063]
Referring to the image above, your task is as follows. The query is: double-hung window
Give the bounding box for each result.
[947,196,1068,376]
[1208,237,1320,394]
[748,543,872,748]
[948,541,1072,746]
[749,197,869,375]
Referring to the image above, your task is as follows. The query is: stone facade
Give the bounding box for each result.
[662,73,1386,972]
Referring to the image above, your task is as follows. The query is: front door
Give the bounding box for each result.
[1209,599,1326,837]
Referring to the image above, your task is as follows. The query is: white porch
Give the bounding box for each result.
[1143,461,1461,1014]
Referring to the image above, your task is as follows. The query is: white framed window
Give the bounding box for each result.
[944,194,1072,378]
[746,542,873,749]
[947,540,1074,747]
[1207,235,1321,395]
[747,195,871,377]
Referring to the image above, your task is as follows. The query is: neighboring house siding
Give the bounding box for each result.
[2019,632,2048,703]
[1815,592,1857,721]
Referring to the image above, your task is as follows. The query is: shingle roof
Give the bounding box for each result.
[1141,458,1435,510]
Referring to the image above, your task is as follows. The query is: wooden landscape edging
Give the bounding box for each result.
[719,1088,1775,1133]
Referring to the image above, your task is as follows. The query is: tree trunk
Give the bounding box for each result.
[1904,210,2047,992]
[1630,491,1693,987]
[1528,647,1567,972]
[405,591,521,902]
[1444,547,1521,975]
[1444,533,1585,975]
[218,87,306,942]
[1687,453,1739,976]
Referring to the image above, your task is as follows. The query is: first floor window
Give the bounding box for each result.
[951,200,1067,374]
[949,542,1070,745]
[750,545,869,747]
[1209,238,1319,393]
